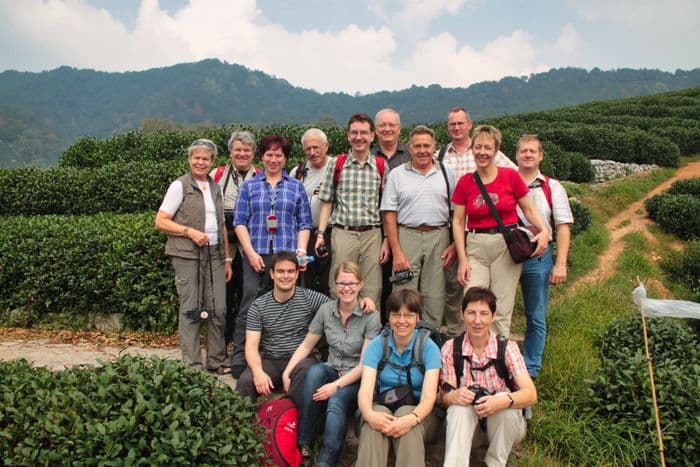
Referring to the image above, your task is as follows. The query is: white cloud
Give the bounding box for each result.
[552,24,581,55]
[571,0,700,29]
[401,30,539,88]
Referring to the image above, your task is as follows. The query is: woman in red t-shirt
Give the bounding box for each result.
[451,125,547,337]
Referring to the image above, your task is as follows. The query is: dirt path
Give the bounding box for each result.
[564,160,700,296]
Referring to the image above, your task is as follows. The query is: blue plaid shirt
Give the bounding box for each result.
[233,171,312,254]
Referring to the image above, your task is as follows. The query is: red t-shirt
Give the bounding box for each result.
[452,168,529,229]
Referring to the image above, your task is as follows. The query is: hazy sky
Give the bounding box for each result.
[1,0,698,94]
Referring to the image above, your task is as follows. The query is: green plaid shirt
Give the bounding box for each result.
[318,151,383,226]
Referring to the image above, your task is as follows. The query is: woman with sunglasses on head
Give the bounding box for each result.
[155,138,232,373]
[356,289,441,467]
[283,262,381,467]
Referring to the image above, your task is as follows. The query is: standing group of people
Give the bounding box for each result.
[155,106,574,466]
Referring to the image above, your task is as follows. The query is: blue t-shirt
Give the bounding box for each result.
[362,330,441,399]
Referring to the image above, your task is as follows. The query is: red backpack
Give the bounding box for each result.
[257,398,302,467]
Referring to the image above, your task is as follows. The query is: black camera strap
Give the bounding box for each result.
[194,242,216,314]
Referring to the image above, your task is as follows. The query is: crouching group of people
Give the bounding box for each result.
[232,250,534,467]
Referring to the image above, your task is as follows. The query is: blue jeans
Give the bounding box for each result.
[520,245,553,378]
[298,363,358,467]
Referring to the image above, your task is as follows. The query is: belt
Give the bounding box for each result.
[333,224,380,232]
[469,224,517,234]
[399,223,448,232]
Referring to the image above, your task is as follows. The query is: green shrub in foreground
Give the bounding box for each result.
[586,315,700,466]
[0,356,264,465]
[644,193,672,221]
[0,213,178,332]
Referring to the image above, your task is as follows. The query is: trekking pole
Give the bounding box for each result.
[637,280,666,467]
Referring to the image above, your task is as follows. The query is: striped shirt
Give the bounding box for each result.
[439,143,516,178]
[317,151,384,226]
[440,331,527,392]
[247,287,332,359]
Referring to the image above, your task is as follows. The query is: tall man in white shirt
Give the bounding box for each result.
[516,134,573,378]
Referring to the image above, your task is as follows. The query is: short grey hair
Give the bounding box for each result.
[227,130,256,153]
[187,138,217,159]
[375,108,401,125]
[300,128,328,146]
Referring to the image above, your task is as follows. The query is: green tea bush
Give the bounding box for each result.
[567,152,595,183]
[0,213,178,332]
[667,177,700,197]
[586,315,700,466]
[0,356,264,465]
[0,160,188,215]
[644,193,671,221]
[569,199,592,236]
[655,194,700,239]
[661,240,700,301]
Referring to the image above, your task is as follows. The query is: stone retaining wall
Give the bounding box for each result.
[590,159,658,183]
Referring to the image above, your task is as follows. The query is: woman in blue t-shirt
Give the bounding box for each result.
[356,289,441,467]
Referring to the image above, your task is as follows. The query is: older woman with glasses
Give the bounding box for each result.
[282,262,381,466]
[155,138,232,373]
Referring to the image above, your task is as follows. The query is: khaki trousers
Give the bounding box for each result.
[393,227,449,328]
[329,227,382,307]
[466,232,522,338]
[172,246,227,370]
[357,404,440,467]
[444,402,526,466]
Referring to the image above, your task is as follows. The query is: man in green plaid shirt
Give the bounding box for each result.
[315,113,390,308]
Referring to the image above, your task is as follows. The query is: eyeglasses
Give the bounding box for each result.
[376,123,399,129]
[448,122,469,128]
[348,130,372,137]
[334,281,360,290]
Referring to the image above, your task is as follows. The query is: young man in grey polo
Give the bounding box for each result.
[381,125,457,330]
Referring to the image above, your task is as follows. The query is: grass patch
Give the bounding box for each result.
[519,233,671,465]
[570,167,675,222]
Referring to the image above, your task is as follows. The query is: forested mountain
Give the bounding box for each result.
[1,59,699,167]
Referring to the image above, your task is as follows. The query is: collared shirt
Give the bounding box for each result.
[363,329,441,399]
[233,171,312,254]
[438,143,517,179]
[380,161,456,226]
[517,171,574,242]
[289,157,335,228]
[210,164,258,211]
[308,300,381,373]
[372,143,411,172]
[440,331,527,393]
[318,151,384,226]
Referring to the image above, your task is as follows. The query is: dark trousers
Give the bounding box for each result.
[302,230,332,296]
[230,252,275,374]
[224,247,244,345]
[235,356,316,405]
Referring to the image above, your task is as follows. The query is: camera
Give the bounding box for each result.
[186,307,215,323]
[389,269,414,285]
[467,384,491,404]
[317,244,328,256]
